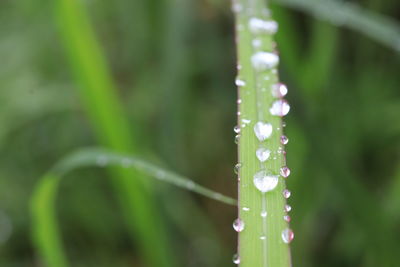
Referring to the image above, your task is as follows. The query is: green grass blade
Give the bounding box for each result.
[234,0,292,266]
[52,148,237,205]
[31,174,68,267]
[275,0,400,51]
[30,148,236,267]
[51,0,177,266]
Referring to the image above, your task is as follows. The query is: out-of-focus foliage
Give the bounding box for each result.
[0,0,399,266]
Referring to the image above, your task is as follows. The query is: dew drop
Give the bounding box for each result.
[237,99,242,104]
[96,155,108,167]
[271,83,288,98]
[242,118,251,125]
[252,39,262,48]
[235,78,246,87]
[251,52,279,71]
[280,166,291,178]
[233,218,245,232]
[254,122,273,141]
[260,235,266,240]
[235,134,240,144]
[256,148,271,162]
[253,171,279,193]
[284,215,291,222]
[282,122,287,127]
[284,204,292,212]
[270,99,290,116]
[261,211,268,217]
[248,18,278,34]
[121,158,132,168]
[231,2,242,13]
[242,207,250,211]
[280,135,289,145]
[234,163,242,174]
[237,111,241,116]
[282,228,294,244]
[233,254,241,264]
[283,189,291,199]
[234,125,241,134]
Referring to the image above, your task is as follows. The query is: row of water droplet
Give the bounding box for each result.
[232,7,293,264]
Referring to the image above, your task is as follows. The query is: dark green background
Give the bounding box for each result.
[0,0,399,266]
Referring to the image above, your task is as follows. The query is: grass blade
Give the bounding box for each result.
[234,0,292,266]
[51,0,177,266]
[275,0,400,51]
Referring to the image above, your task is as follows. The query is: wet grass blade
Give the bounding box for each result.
[233,0,292,266]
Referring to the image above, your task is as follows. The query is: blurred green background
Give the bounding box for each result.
[0,0,399,266]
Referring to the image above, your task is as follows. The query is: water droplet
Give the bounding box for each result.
[252,39,262,48]
[271,83,288,98]
[282,122,287,127]
[233,218,245,232]
[248,18,278,34]
[280,166,291,178]
[284,215,291,222]
[284,204,292,212]
[242,118,251,124]
[254,122,273,141]
[121,158,132,168]
[235,134,240,144]
[242,207,250,211]
[234,163,242,174]
[235,78,246,87]
[282,228,294,243]
[261,211,268,217]
[96,155,108,167]
[256,148,271,162]
[237,111,241,116]
[233,254,241,264]
[231,2,242,13]
[280,135,289,145]
[253,171,279,193]
[237,99,242,104]
[234,125,241,134]
[260,235,266,240]
[251,52,279,71]
[270,99,290,116]
[237,64,242,70]
[283,189,291,199]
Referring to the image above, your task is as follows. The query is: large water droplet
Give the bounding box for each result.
[270,99,290,116]
[248,18,278,34]
[234,163,242,174]
[233,218,245,232]
[253,171,279,193]
[235,78,246,87]
[283,189,291,199]
[282,228,294,244]
[280,166,291,178]
[251,52,279,71]
[233,254,241,264]
[254,122,273,141]
[284,204,292,212]
[256,148,271,162]
[284,215,291,222]
[280,135,289,145]
[234,125,241,134]
[271,83,288,98]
